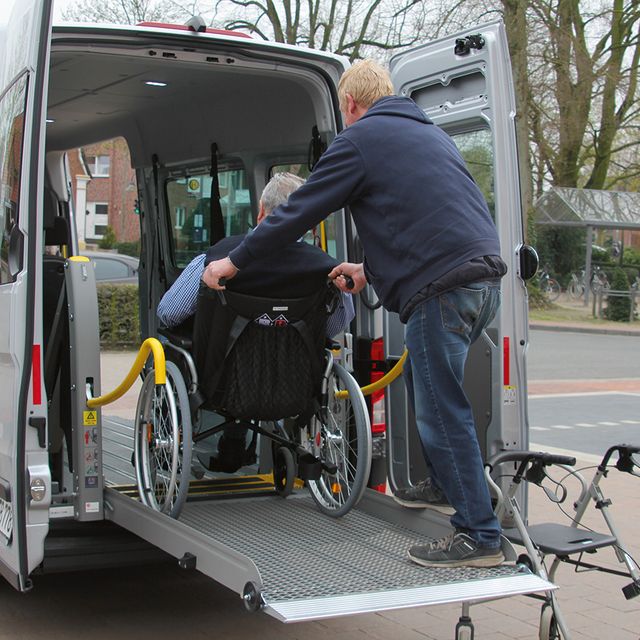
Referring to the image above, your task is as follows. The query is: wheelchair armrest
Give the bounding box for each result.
[486,450,576,472]
[158,326,193,350]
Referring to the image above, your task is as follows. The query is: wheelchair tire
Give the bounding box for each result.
[134,361,193,518]
[307,362,372,517]
[273,446,295,497]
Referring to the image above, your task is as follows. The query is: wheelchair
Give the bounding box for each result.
[133,281,372,520]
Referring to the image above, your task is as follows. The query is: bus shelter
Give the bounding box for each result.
[534,187,640,305]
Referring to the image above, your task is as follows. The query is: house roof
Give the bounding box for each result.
[534,187,640,230]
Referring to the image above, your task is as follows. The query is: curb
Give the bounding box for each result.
[529,322,640,336]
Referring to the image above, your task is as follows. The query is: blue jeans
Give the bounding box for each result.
[404,281,502,548]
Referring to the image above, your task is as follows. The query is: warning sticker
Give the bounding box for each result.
[83,410,97,426]
[85,501,100,513]
[503,385,517,405]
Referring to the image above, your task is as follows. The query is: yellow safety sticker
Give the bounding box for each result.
[503,385,516,405]
[83,410,98,426]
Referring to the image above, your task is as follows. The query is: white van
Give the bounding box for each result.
[0,0,544,631]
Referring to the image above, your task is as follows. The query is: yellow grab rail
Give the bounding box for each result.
[336,349,407,399]
[86,338,166,409]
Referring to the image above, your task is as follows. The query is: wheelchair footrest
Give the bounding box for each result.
[505,523,617,556]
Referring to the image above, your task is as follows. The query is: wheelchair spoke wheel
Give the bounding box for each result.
[134,361,192,518]
[307,362,371,517]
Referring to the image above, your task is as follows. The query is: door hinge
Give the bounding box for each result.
[454,35,485,56]
[28,417,47,448]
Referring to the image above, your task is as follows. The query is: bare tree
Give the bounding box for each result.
[61,0,203,24]
[216,0,428,61]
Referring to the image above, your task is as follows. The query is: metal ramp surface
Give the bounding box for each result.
[105,487,553,623]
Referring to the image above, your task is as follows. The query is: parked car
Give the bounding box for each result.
[84,251,139,284]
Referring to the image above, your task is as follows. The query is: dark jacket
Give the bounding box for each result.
[206,235,338,297]
[229,96,502,318]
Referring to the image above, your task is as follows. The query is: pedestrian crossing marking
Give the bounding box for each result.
[598,421,619,426]
[621,420,640,425]
[551,425,573,430]
[575,422,597,427]
[531,427,550,431]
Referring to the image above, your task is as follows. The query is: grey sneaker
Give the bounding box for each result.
[408,531,505,568]
[393,478,455,515]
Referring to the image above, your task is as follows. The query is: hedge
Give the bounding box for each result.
[97,283,140,349]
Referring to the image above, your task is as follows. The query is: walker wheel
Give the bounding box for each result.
[539,603,560,640]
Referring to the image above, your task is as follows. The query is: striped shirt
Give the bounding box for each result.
[157,253,354,337]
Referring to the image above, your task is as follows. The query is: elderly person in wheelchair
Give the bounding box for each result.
[140,173,370,519]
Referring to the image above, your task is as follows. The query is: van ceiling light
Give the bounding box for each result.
[145,80,167,87]
[46,118,55,123]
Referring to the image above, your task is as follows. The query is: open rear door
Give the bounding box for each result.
[387,21,530,490]
[0,0,53,590]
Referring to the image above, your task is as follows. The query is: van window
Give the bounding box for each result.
[166,167,252,268]
[451,129,495,219]
[270,163,339,259]
[0,77,27,284]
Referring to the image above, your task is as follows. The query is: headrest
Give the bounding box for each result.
[45,216,70,247]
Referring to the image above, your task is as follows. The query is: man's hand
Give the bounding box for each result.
[329,262,366,294]
[202,257,238,290]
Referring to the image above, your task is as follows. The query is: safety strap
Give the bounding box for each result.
[151,154,166,295]
[44,276,67,396]
[307,125,326,171]
[209,143,225,245]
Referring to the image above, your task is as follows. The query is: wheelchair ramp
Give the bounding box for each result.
[105,486,553,624]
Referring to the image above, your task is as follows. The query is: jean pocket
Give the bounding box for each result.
[439,285,487,335]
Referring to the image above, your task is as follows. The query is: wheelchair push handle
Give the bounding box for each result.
[486,450,576,472]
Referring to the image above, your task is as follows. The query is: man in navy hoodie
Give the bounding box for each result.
[203,60,507,568]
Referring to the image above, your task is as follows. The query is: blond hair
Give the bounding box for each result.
[338,60,394,110]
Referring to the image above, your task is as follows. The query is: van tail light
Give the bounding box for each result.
[370,338,386,435]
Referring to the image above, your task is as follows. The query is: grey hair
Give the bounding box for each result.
[260,172,305,214]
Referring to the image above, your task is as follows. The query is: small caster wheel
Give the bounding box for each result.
[455,615,474,640]
[242,581,264,613]
[273,446,295,497]
[539,603,560,640]
[517,553,534,572]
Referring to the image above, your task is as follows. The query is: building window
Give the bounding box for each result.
[86,154,111,177]
[174,206,186,230]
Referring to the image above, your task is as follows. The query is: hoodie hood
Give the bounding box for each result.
[357,95,433,126]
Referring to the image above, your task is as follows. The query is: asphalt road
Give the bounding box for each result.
[527,329,639,380]
[527,329,640,457]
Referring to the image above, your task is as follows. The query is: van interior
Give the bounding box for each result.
[42,27,346,494]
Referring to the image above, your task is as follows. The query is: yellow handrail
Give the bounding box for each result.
[336,349,407,399]
[86,338,166,409]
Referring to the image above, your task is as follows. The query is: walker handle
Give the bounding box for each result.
[486,450,576,472]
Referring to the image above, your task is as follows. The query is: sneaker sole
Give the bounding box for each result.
[392,495,455,515]
[407,549,505,569]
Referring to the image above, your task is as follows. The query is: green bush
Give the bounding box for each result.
[98,225,117,250]
[115,240,140,258]
[97,283,140,348]
[604,268,631,322]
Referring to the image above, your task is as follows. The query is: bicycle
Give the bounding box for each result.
[567,270,585,300]
[537,269,561,302]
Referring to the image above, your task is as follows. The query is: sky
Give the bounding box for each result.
[0,0,75,27]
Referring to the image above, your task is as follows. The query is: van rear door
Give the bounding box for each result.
[0,0,53,590]
[387,22,529,489]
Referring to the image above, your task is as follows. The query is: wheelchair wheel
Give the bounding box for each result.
[134,361,193,518]
[273,445,295,497]
[306,362,372,517]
